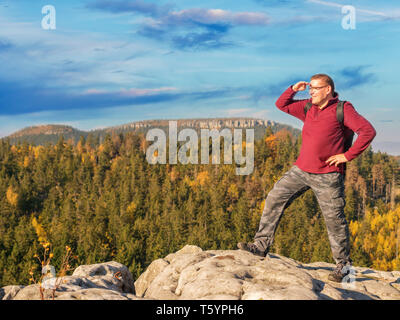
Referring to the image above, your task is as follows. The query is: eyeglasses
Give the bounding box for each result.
[308,85,328,91]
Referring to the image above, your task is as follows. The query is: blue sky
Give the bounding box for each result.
[0,0,399,154]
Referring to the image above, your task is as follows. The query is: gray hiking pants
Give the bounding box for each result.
[254,165,351,265]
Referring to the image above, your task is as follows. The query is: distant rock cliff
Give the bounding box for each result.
[107,118,275,131]
[3,245,400,300]
[3,118,300,146]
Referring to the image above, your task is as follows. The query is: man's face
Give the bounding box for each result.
[309,78,331,105]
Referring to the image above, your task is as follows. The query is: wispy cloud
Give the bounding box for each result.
[307,0,399,21]
[0,80,180,115]
[372,141,400,156]
[261,67,377,95]
[0,16,172,90]
[87,2,270,50]
[379,120,394,123]
[87,86,178,96]
[306,0,344,9]
[0,38,13,51]
[336,65,376,89]
[171,29,234,50]
[163,8,270,26]
[254,0,299,8]
[225,107,270,119]
[141,8,269,49]
[88,2,270,26]
[226,108,253,116]
[0,78,241,116]
[250,76,306,103]
[86,0,172,17]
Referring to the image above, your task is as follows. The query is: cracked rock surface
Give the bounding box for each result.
[134,245,400,300]
[0,261,139,300]
[2,245,400,300]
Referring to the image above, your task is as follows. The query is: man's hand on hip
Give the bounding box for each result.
[326,154,348,167]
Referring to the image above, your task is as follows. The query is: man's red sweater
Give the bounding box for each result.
[275,86,376,174]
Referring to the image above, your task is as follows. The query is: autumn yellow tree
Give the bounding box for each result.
[350,205,400,270]
[6,186,18,207]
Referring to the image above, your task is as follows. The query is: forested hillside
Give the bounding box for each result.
[4,118,300,146]
[0,128,399,287]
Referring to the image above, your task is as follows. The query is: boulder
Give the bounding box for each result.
[3,261,139,300]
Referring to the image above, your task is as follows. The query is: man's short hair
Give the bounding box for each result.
[310,74,335,93]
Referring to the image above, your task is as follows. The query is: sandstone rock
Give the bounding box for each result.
[135,245,400,300]
[54,288,140,300]
[3,245,400,300]
[71,261,135,294]
[5,261,138,300]
[0,285,24,300]
[361,279,400,300]
[134,258,169,297]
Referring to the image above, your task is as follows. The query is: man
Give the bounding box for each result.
[238,74,376,282]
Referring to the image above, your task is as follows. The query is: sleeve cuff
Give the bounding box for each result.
[344,150,355,162]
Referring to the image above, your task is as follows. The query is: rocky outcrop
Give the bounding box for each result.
[135,245,400,300]
[2,245,400,300]
[0,261,138,300]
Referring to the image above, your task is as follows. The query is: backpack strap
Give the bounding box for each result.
[304,102,312,117]
[336,101,345,127]
[336,100,353,177]
[305,100,346,125]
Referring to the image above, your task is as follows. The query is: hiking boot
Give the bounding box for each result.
[328,262,351,283]
[237,242,267,257]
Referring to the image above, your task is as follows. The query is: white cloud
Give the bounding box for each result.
[0,15,168,89]
[162,8,270,26]
[225,108,269,119]
[226,108,253,115]
[84,87,178,96]
[120,87,177,96]
[250,109,269,119]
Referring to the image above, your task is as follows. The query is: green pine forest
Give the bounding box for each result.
[1,128,399,287]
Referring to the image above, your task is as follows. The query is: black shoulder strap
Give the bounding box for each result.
[305,100,346,125]
[304,102,312,117]
[336,101,345,126]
